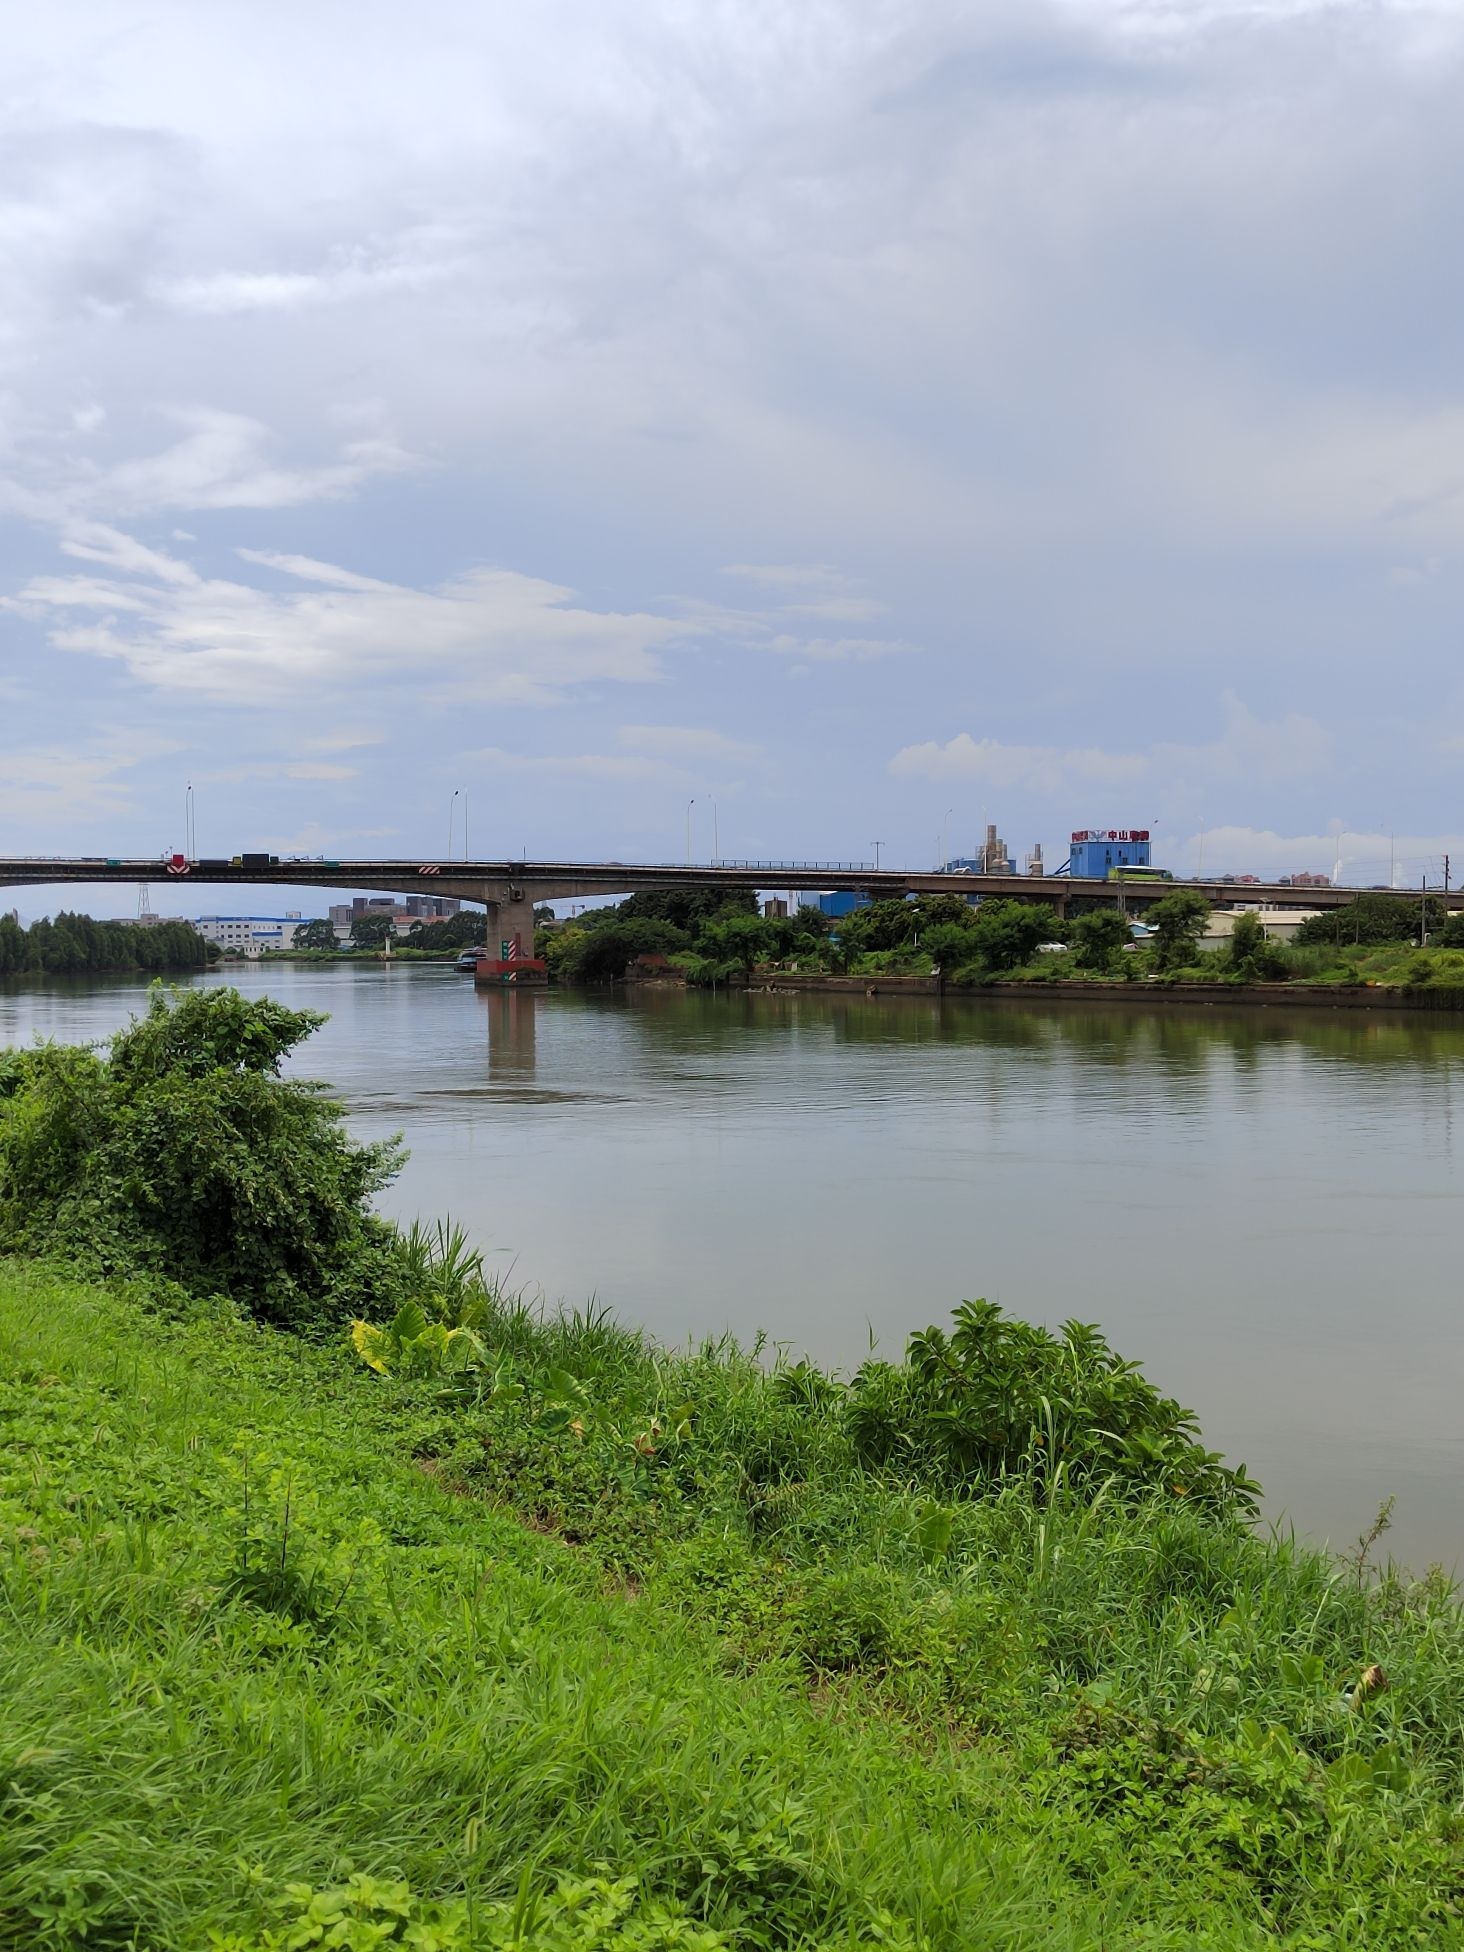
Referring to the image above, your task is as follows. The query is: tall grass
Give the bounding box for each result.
[4,1263,1463,1949]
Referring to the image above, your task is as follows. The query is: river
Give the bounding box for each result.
[3,960,1461,1571]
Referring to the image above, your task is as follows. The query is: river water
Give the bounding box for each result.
[3,962,1461,1571]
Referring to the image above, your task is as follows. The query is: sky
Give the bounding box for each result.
[4,0,1464,916]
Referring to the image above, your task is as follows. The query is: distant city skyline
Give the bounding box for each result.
[5,4,1464,891]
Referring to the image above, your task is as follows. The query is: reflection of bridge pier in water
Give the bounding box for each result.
[480,987,537,1083]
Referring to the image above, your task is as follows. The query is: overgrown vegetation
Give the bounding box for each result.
[0,986,404,1323]
[532,886,1464,997]
[2,990,1462,1948]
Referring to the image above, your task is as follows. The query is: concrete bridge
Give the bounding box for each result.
[1,855,1455,948]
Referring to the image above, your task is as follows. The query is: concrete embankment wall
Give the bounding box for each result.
[737,973,1464,1012]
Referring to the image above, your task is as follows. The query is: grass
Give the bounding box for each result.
[4,1263,1464,1949]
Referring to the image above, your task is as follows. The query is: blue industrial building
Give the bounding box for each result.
[808,891,869,919]
[1068,829,1151,878]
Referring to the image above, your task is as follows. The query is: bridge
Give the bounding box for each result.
[1,855,1454,949]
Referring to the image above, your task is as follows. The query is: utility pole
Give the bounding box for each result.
[1446,853,1451,894]
[1421,874,1429,948]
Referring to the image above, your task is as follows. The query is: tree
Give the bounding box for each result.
[410,911,487,952]
[610,888,756,930]
[1146,890,1211,972]
[838,899,918,955]
[560,918,682,982]
[0,911,205,975]
[351,912,395,950]
[699,913,779,974]
[1295,893,1444,949]
[1226,910,1288,980]
[1070,907,1131,972]
[294,919,339,952]
[966,900,1058,973]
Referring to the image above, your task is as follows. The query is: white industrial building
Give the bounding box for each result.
[1198,907,1323,951]
[192,914,314,957]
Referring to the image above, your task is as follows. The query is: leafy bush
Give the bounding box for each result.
[846,1300,1258,1515]
[1225,912,1289,982]
[0,986,404,1326]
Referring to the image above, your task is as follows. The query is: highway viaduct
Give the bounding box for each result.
[1,856,1457,950]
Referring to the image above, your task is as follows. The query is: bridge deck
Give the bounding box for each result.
[0,857,1453,913]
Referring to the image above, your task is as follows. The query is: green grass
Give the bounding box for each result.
[4,1265,1464,1949]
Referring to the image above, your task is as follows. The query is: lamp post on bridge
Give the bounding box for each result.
[871,840,883,871]
[686,798,696,865]
[448,789,459,861]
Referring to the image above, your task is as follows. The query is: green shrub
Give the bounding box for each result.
[846,1300,1258,1515]
[0,986,404,1326]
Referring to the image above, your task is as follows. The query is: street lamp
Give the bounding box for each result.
[448,789,459,859]
[710,798,719,865]
[940,807,953,869]
[686,798,696,865]
[871,840,883,871]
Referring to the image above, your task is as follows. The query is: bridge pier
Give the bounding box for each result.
[482,886,537,960]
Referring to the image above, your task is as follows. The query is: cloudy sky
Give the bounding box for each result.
[4,0,1464,911]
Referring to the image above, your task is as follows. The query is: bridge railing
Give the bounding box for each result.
[642,859,876,872]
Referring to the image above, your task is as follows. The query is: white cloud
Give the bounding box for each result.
[153,231,464,316]
[1155,692,1331,782]
[0,413,411,527]
[721,564,850,591]
[618,724,762,763]
[462,746,691,785]
[890,696,1329,793]
[93,410,411,514]
[1186,824,1457,887]
[299,726,385,753]
[890,734,1147,791]
[0,740,178,822]
[284,761,358,782]
[5,533,697,708]
[769,633,910,663]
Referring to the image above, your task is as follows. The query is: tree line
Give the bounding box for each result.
[539,885,1459,987]
[0,911,213,975]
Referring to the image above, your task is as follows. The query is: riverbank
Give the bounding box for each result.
[738,970,1464,1011]
[5,1260,1463,1950]
[3,987,1464,1946]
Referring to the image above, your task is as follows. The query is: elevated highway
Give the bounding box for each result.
[1,855,1455,948]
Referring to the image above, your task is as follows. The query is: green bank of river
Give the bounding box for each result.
[4,961,1461,1570]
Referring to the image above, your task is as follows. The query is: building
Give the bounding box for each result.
[1280,872,1332,888]
[1198,908,1323,951]
[937,825,1042,875]
[808,891,869,919]
[1068,829,1151,878]
[193,914,314,957]
[328,893,461,941]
